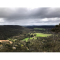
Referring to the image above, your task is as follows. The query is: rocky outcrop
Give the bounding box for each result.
[0,40,13,44]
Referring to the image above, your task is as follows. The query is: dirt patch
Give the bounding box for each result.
[0,40,13,44]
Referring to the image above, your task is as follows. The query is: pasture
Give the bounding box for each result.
[35,33,52,37]
[22,33,52,42]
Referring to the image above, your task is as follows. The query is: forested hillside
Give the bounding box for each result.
[0,25,30,39]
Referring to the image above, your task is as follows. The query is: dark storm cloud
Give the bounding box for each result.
[0,8,60,25]
[29,8,60,18]
[0,8,29,21]
[0,7,60,20]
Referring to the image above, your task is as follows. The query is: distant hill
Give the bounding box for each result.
[24,25,55,29]
[0,25,30,40]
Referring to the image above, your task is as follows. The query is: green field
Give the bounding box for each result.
[34,28,45,30]
[35,33,52,37]
[23,37,37,42]
[22,33,52,42]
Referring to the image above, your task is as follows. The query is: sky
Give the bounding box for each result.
[0,0,60,26]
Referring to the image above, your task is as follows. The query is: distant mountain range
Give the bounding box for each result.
[24,25,55,29]
[0,25,55,29]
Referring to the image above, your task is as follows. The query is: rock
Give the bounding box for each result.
[10,41,13,44]
[12,47,16,50]
[0,40,9,43]
[0,40,13,44]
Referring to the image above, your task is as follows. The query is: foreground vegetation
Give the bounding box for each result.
[0,33,60,52]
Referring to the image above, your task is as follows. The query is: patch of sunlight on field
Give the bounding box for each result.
[22,37,37,42]
[30,38,33,39]
[23,38,29,42]
[35,33,52,37]
[22,33,52,42]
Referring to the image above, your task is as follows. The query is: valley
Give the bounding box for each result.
[0,25,60,52]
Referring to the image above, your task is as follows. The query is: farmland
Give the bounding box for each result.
[22,33,52,42]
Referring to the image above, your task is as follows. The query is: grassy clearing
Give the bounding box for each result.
[23,38,29,42]
[23,37,37,42]
[22,33,52,42]
[35,33,52,37]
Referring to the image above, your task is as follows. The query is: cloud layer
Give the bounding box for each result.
[0,8,60,25]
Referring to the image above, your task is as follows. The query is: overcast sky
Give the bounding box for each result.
[0,8,60,26]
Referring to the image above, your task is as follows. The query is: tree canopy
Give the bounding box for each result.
[51,23,60,33]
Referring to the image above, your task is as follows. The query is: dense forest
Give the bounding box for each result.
[0,25,30,40]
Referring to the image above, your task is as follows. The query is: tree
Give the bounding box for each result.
[34,34,36,36]
[51,23,60,33]
[55,25,59,27]
[51,23,60,43]
[30,34,34,37]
